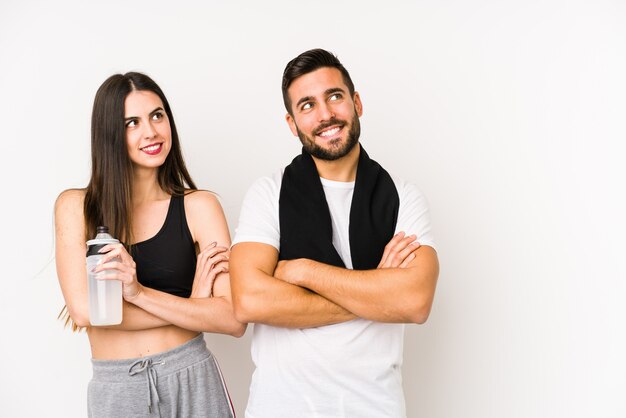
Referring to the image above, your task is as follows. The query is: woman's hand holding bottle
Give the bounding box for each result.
[94,243,142,301]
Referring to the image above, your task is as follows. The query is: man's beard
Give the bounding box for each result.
[296,113,361,161]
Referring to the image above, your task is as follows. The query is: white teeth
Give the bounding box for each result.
[142,144,160,152]
[319,127,340,137]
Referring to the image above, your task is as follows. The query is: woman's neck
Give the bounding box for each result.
[132,167,168,205]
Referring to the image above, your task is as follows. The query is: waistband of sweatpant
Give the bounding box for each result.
[90,333,211,382]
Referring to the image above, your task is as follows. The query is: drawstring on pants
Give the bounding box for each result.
[129,358,164,416]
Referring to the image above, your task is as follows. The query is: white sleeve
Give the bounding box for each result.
[232,172,282,250]
[394,178,437,252]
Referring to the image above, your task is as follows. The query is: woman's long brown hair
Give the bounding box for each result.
[84,72,196,244]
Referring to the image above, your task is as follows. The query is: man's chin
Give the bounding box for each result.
[299,126,359,161]
[308,144,354,161]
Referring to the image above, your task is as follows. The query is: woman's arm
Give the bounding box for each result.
[54,189,169,330]
[96,191,246,336]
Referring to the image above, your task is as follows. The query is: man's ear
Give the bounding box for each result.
[286,113,298,137]
[353,92,363,117]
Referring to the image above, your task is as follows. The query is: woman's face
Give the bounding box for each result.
[124,90,172,170]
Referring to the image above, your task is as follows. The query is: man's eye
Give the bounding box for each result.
[302,103,313,111]
[329,93,342,101]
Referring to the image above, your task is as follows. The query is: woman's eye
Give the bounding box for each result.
[125,119,137,128]
[152,112,163,121]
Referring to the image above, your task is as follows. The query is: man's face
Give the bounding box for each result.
[286,67,363,161]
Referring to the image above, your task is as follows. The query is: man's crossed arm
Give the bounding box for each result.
[230,232,439,328]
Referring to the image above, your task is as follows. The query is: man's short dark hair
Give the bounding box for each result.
[282,48,355,115]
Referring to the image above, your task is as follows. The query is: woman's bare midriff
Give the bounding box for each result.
[88,326,199,360]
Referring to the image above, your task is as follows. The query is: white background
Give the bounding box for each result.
[1,1,625,417]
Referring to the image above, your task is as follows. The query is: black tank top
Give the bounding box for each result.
[130,195,196,298]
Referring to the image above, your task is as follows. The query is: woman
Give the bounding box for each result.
[55,72,246,417]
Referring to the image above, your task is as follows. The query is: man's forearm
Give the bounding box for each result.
[231,242,357,328]
[278,246,439,324]
[232,269,356,328]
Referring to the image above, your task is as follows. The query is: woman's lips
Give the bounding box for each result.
[140,143,163,155]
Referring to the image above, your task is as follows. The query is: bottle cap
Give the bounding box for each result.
[86,226,120,256]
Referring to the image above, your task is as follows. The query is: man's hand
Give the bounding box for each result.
[274,259,308,286]
[378,232,420,269]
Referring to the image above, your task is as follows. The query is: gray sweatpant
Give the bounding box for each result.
[88,334,234,418]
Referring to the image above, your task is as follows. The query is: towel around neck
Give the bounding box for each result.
[278,145,399,270]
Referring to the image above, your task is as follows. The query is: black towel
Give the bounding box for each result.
[278,145,399,270]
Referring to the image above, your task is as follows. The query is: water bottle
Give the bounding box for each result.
[86,226,122,325]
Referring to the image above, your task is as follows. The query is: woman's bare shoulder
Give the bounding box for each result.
[183,189,222,211]
[182,190,229,243]
[55,188,86,217]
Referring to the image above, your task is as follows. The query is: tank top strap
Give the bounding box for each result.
[164,194,194,244]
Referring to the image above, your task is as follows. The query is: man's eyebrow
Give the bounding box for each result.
[296,96,314,108]
[295,88,347,108]
[324,87,345,96]
[124,107,164,121]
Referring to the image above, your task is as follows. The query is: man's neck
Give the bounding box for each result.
[312,143,360,182]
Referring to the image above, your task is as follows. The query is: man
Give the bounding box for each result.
[230,48,439,418]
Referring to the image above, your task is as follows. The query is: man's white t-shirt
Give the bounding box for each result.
[233,168,436,418]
